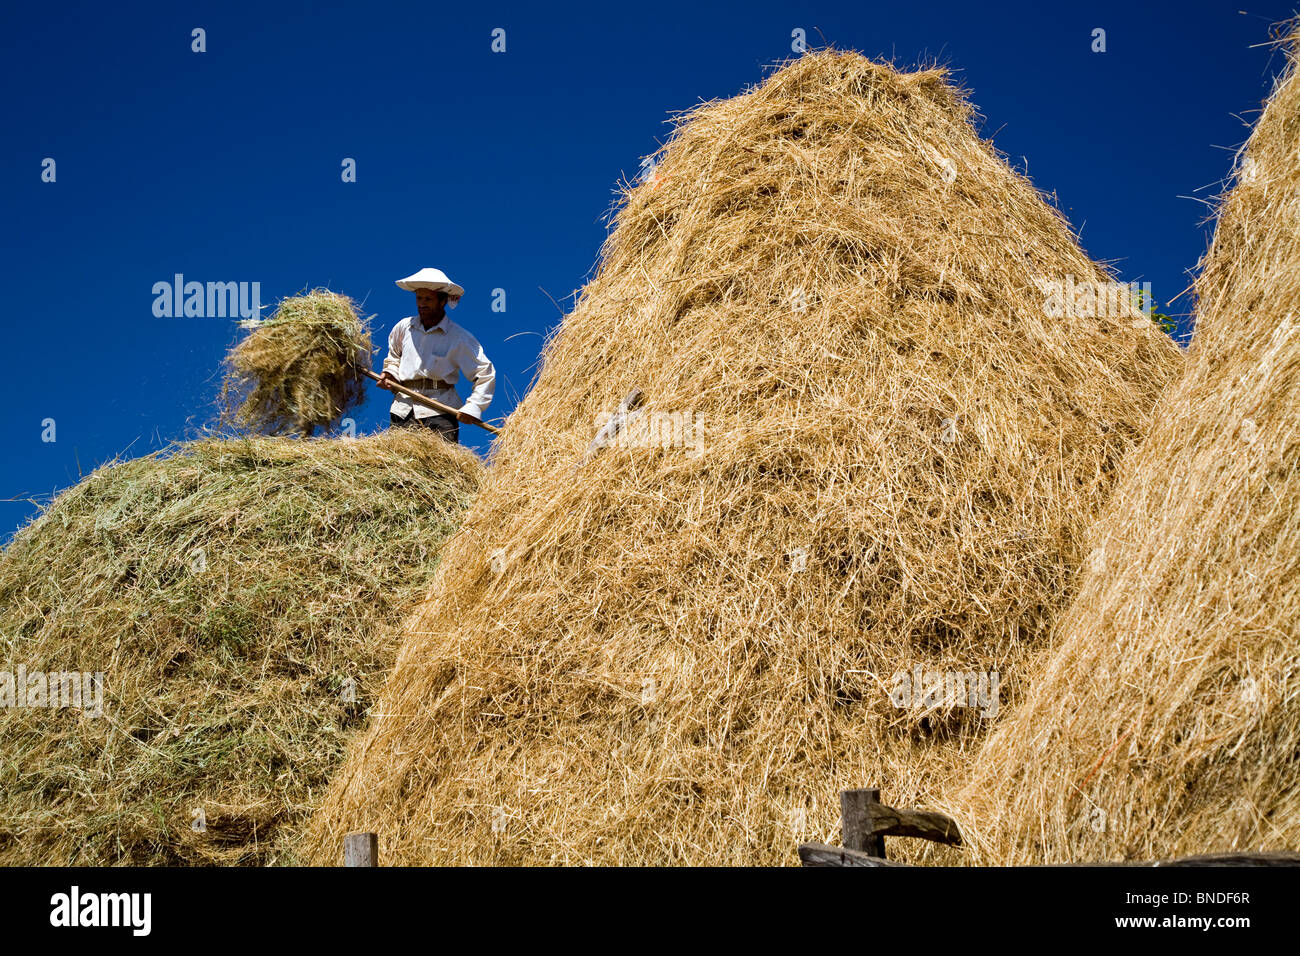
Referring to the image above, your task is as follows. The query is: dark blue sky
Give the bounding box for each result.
[3,0,1295,537]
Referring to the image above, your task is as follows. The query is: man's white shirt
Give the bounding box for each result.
[382,315,495,420]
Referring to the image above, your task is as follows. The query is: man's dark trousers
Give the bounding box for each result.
[390,411,459,444]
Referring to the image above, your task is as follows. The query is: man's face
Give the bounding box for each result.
[416,288,449,324]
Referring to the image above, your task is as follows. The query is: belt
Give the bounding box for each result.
[404,377,456,390]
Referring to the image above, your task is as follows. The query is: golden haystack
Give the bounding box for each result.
[303,50,1182,865]
[952,26,1300,864]
[0,431,480,865]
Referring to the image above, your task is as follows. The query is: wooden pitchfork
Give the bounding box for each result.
[361,369,503,436]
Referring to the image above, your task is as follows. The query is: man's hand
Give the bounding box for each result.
[456,410,482,425]
[376,372,397,391]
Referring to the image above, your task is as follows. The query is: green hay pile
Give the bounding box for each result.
[0,430,481,865]
[221,291,373,436]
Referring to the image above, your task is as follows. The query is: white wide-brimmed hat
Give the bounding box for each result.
[395,267,465,306]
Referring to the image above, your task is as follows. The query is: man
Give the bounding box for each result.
[377,267,495,444]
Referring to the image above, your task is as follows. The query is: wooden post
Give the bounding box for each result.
[344,831,378,867]
[841,788,887,858]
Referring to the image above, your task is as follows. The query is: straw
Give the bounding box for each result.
[951,22,1300,865]
[301,49,1183,865]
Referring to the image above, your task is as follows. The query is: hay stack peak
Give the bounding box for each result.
[304,50,1182,865]
[953,26,1300,864]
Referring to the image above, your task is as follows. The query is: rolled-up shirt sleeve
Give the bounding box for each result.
[456,335,495,420]
[382,320,404,377]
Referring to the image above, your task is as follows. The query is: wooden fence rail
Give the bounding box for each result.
[801,786,1300,867]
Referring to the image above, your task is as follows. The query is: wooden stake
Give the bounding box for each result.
[578,388,645,467]
[841,788,886,858]
[344,831,378,867]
